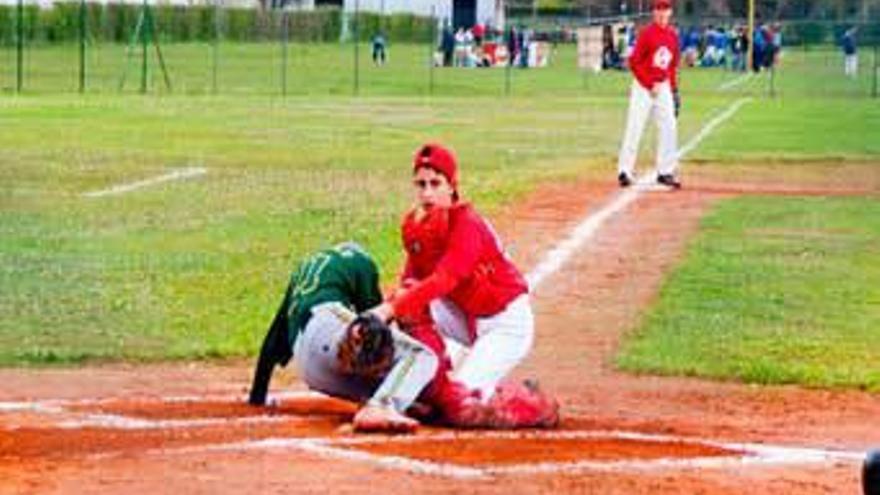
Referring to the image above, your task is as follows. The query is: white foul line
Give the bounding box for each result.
[676,98,751,158]
[526,97,751,291]
[82,167,207,198]
[719,73,753,91]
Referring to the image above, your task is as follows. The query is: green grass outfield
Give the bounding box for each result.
[0,42,878,373]
[617,195,880,391]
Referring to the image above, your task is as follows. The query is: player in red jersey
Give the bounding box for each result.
[368,143,558,429]
[617,0,682,189]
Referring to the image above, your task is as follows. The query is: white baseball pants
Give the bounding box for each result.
[617,80,679,178]
[429,294,534,402]
[845,54,858,77]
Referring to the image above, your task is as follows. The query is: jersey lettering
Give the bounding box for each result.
[288,252,332,319]
[653,46,673,70]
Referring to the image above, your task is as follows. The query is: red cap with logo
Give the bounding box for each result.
[653,0,672,9]
[413,143,459,189]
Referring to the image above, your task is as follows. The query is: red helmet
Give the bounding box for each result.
[653,0,672,10]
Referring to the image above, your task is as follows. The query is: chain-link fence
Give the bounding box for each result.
[0,2,876,98]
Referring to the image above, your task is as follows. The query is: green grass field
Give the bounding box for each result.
[617,195,880,391]
[0,42,874,98]
[0,40,878,391]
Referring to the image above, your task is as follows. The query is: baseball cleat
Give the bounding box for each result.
[657,174,682,189]
[617,172,633,188]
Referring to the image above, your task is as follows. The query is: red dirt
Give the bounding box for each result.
[0,164,877,494]
[65,395,357,420]
[348,436,739,465]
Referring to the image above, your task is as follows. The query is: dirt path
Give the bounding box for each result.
[1,164,877,494]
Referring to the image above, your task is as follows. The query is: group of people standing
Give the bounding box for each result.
[438,23,539,69]
[681,23,781,72]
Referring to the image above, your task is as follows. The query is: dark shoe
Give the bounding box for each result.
[657,174,682,189]
[617,172,633,188]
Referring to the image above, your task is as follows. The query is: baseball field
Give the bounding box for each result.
[1,40,879,493]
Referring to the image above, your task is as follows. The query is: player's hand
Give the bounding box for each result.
[673,88,681,118]
[650,84,660,98]
[367,302,394,324]
[353,404,419,434]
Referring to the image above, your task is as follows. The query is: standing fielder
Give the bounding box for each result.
[617,0,682,189]
[248,242,438,432]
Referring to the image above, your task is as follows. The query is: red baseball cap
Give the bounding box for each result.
[653,0,672,9]
[412,143,459,189]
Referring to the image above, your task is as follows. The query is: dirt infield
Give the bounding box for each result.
[1,164,877,494]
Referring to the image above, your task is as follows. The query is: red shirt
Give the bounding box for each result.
[629,23,680,91]
[392,203,528,338]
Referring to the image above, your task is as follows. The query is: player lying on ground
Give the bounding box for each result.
[368,143,559,428]
[247,242,439,432]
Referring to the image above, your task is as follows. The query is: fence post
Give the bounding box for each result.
[428,6,435,96]
[212,0,220,94]
[16,0,23,93]
[280,10,288,97]
[874,43,878,99]
[504,3,511,96]
[79,0,87,93]
[352,0,359,96]
[769,64,776,98]
[141,0,148,94]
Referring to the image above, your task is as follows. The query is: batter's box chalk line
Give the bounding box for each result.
[0,390,322,431]
[141,428,864,480]
[0,391,865,478]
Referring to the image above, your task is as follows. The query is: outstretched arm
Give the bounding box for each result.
[248,293,294,406]
[352,326,439,433]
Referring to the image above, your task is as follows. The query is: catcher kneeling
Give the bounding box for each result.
[248,242,559,433]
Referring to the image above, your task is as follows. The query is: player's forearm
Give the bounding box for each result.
[368,331,439,413]
[390,269,458,319]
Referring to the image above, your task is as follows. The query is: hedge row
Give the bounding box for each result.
[0,4,433,45]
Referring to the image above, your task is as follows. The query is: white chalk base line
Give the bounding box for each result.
[1,391,866,480]
[82,167,207,198]
[526,97,751,292]
[139,428,865,481]
[719,73,754,91]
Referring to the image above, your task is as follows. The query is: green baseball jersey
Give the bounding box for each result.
[282,242,383,346]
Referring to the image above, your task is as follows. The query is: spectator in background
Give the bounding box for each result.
[730,26,745,71]
[752,24,766,72]
[454,28,467,67]
[682,27,700,67]
[842,27,858,77]
[371,30,387,66]
[519,27,531,68]
[701,25,718,66]
[462,28,475,67]
[623,23,636,63]
[441,24,455,67]
[761,24,777,69]
[738,26,749,71]
[771,23,782,66]
[715,27,728,66]
[507,25,518,67]
[472,22,485,47]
